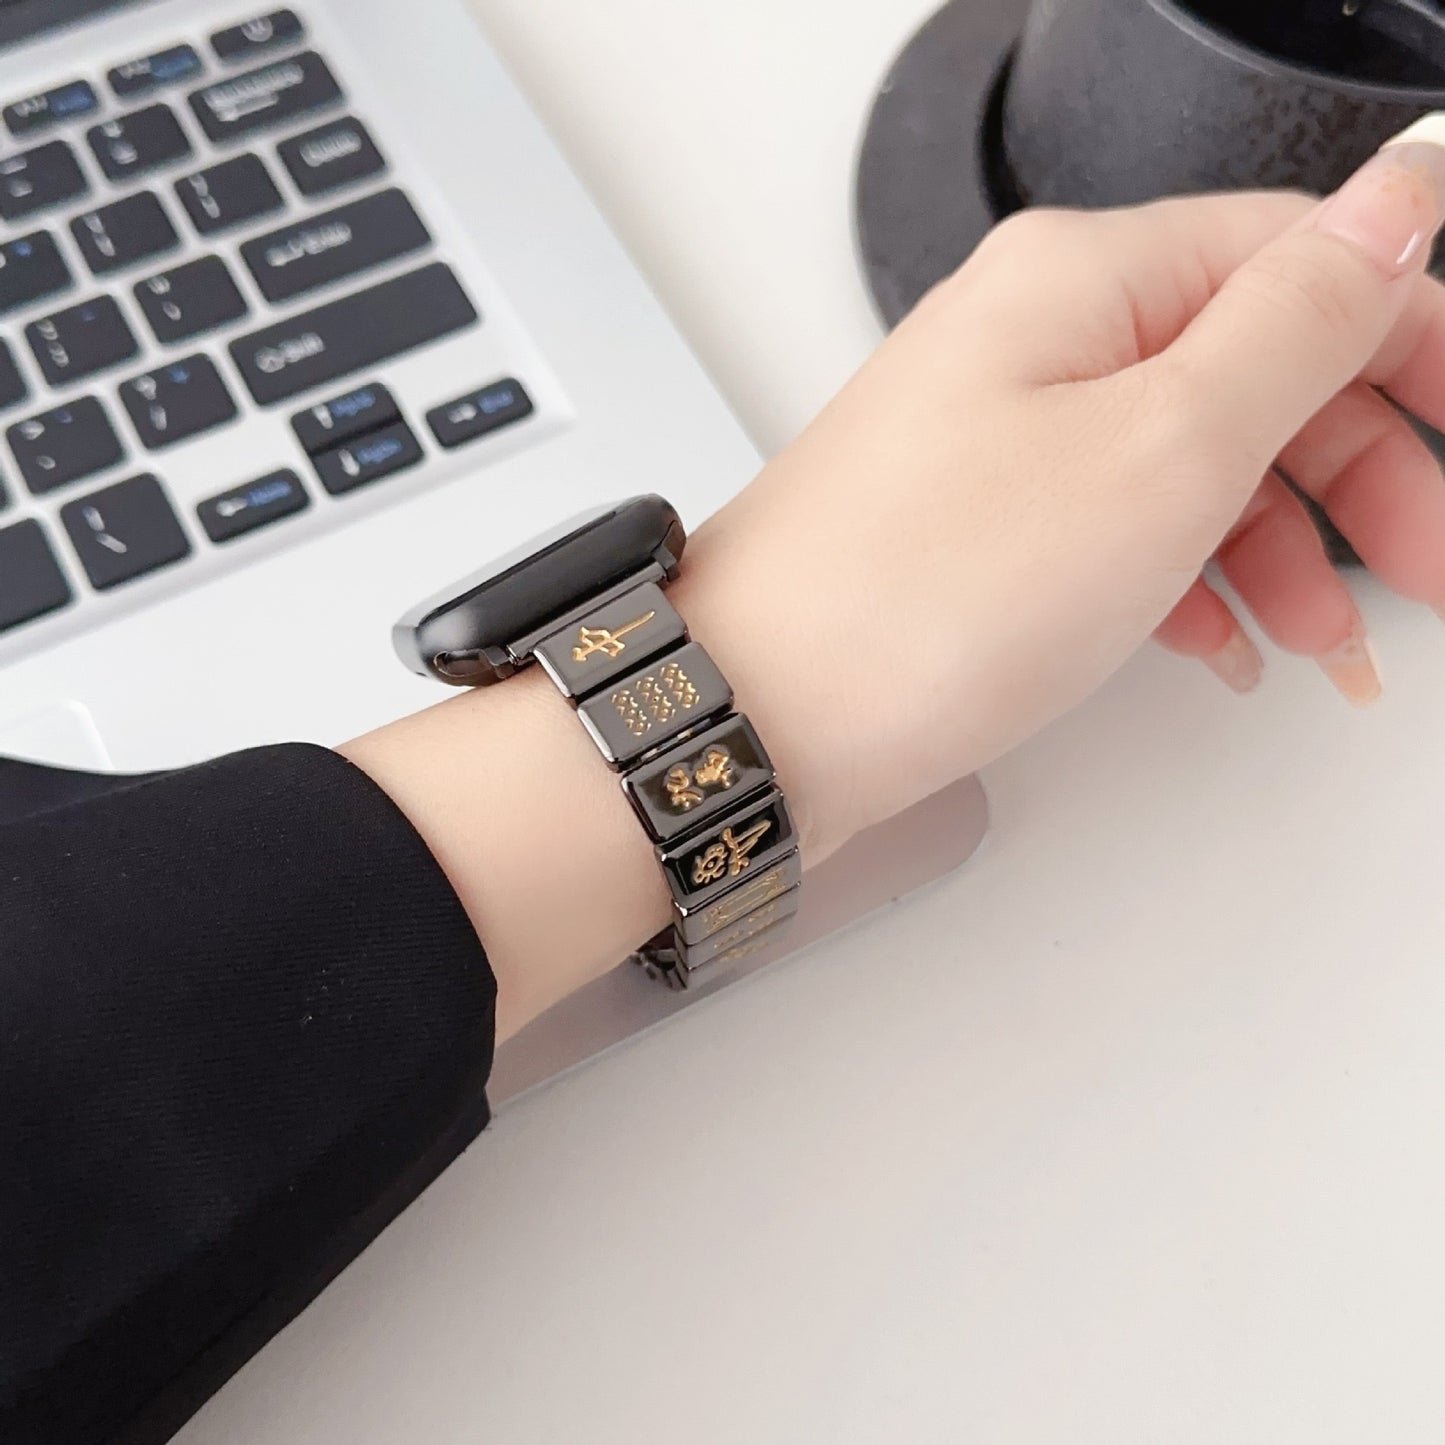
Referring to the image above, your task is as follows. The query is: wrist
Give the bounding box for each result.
[667,519,854,867]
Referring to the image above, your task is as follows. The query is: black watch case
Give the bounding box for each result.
[393,494,686,686]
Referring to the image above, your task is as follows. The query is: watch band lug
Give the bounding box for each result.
[506,563,667,664]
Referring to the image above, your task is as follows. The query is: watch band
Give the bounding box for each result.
[521,571,801,986]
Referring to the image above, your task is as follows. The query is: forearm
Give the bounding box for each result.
[340,663,669,1043]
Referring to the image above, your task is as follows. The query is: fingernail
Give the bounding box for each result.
[1318,619,1383,707]
[1203,628,1264,696]
[1313,118,1445,277]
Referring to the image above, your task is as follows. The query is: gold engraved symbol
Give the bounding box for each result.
[572,611,656,663]
[694,747,734,789]
[664,745,736,811]
[713,901,791,971]
[692,845,728,884]
[702,868,787,934]
[664,765,703,811]
[690,818,772,886]
[719,898,782,949]
[611,661,701,738]
[717,936,772,967]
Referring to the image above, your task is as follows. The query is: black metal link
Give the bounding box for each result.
[529,581,800,984]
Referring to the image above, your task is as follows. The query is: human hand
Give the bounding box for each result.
[677,119,1445,862]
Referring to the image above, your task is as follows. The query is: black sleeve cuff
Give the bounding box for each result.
[0,743,497,1445]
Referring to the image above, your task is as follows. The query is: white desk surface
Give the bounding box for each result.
[183,2,1445,1440]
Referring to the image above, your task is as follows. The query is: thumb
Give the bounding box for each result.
[1164,119,1445,467]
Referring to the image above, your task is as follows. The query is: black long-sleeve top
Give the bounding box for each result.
[0,745,498,1445]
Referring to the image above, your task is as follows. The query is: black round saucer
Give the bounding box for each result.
[855,0,1030,329]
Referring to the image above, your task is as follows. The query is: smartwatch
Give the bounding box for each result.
[393,495,800,985]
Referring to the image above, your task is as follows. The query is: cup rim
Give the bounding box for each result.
[1155,0,1445,103]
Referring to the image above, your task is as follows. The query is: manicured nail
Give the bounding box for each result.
[1313,117,1445,277]
[1203,627,1264,695]
[1318,619,1383,707]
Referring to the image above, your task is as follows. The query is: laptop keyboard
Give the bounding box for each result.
[0,6,538,648]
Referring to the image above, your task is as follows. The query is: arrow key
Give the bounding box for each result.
[426,378,533,449]
[312,418,422,496]
[290,379,397,455]
[197,467,308,543]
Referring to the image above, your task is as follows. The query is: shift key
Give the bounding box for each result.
[228,262,478,405]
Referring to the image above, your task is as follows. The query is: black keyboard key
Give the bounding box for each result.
[0,518,71,632]
[241,188,430,305]
[120,355,238,450]
[313,419,422,496]
[211,9,304,63]
[134,255,248,344]
[87,104,191,182]
[70,192,179,276]
[0,141,87,221]
[61,473,190,590]
[5,80,99,137]
[427,378,534,448]
[9,396,124,495]
[175,153,282,235]
[0,231,72,316]
[189,52,341,145]
[109,44,204,100]
[291,381,398,455]
[197,466,307,542]
[27,295,138,387]
[230,262,478,406]
[277,115,384,196]
[0,338,27,412]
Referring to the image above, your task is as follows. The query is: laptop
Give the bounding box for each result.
[0,0,988,1095]
[0,0,762,762]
